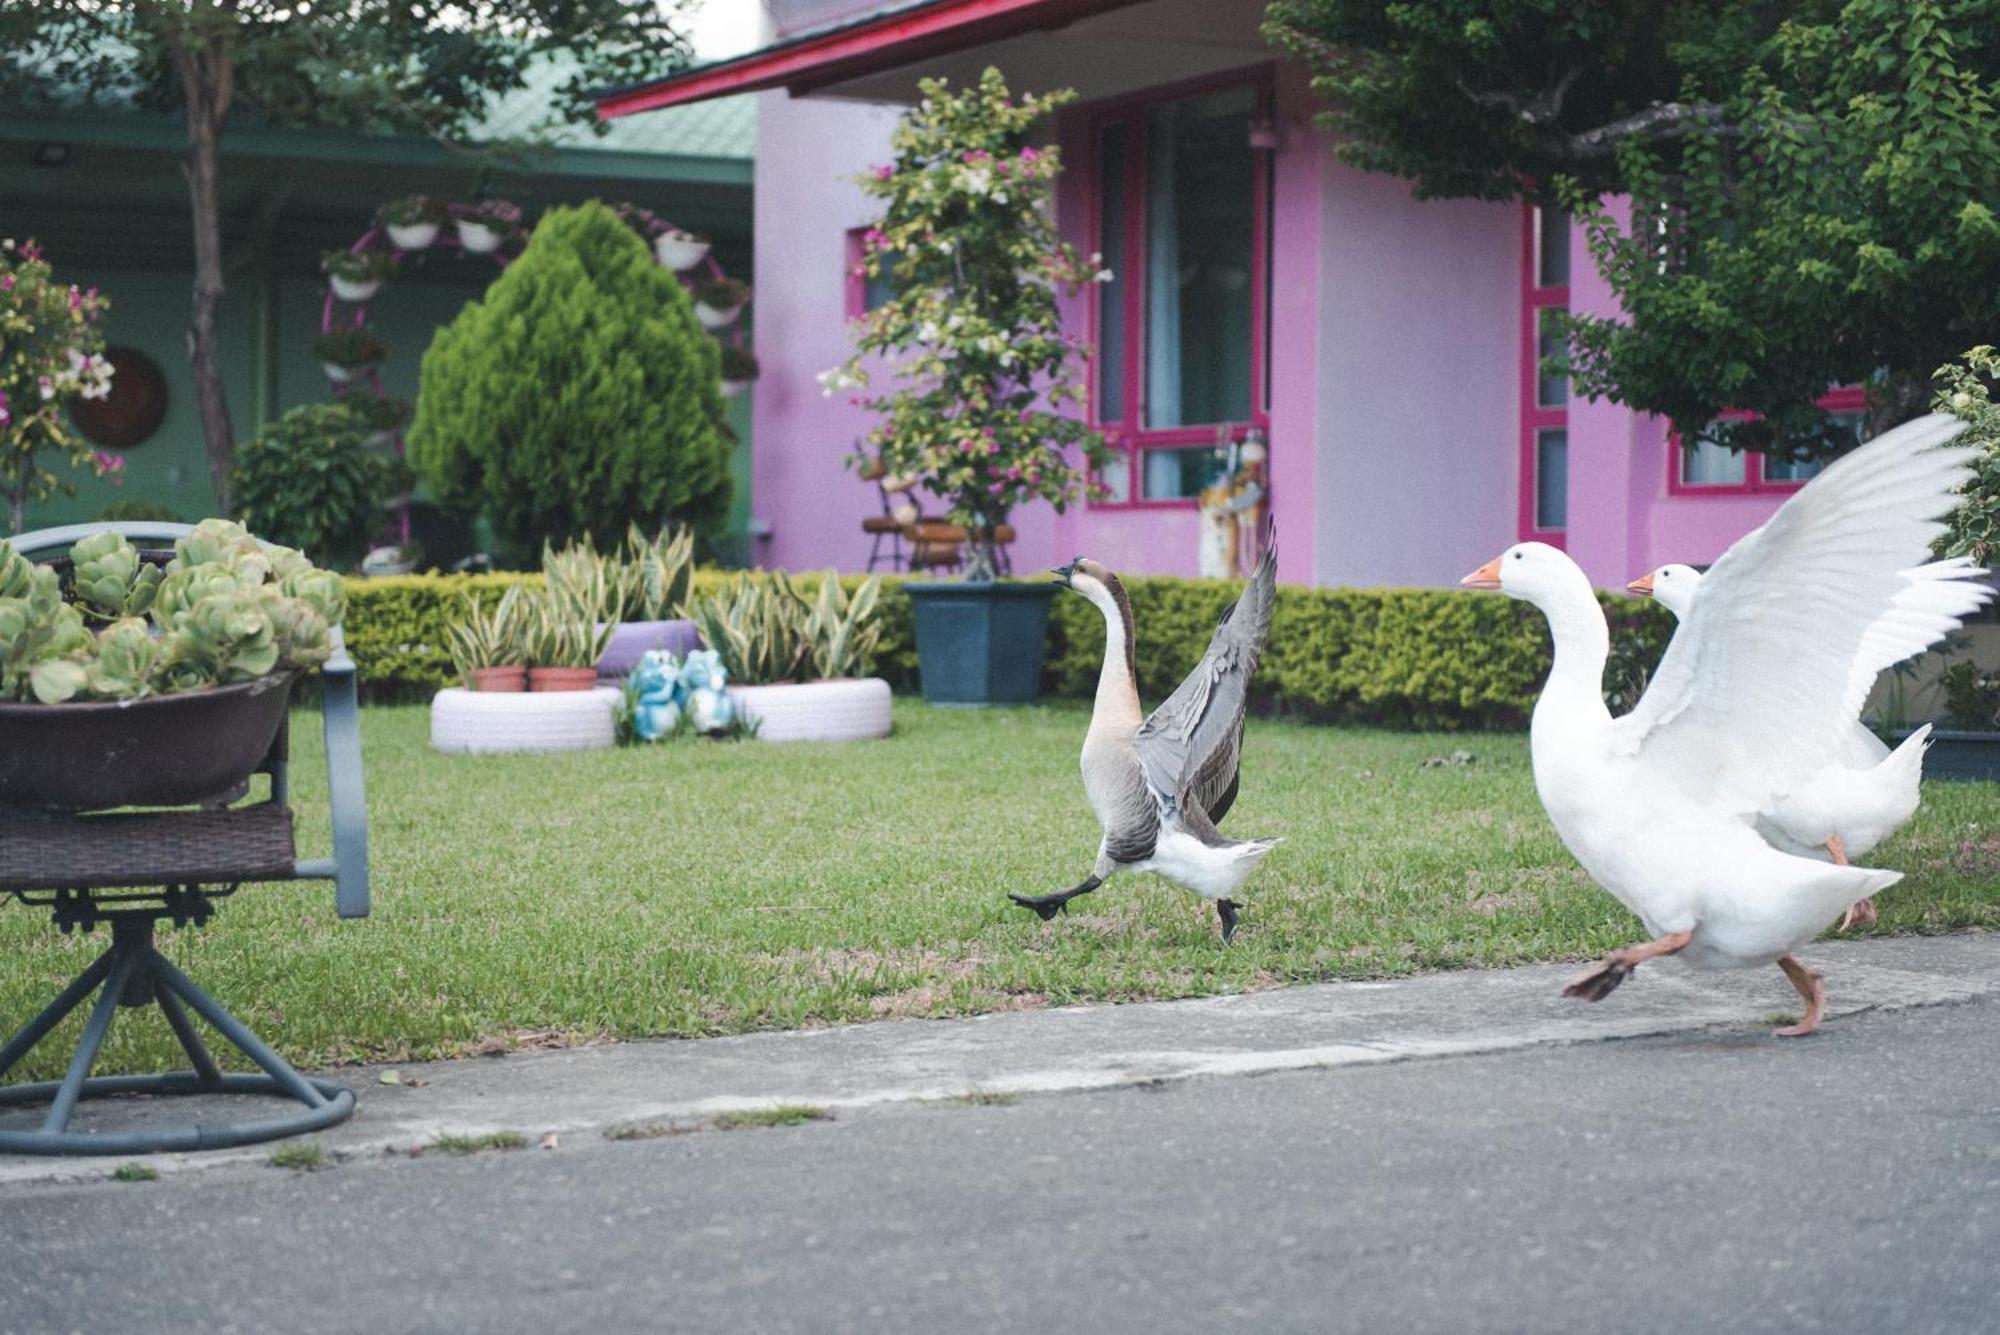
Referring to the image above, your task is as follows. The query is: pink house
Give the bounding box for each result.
[599,0,1856,590]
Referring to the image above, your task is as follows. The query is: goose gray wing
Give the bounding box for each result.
[1132,542,1277,824]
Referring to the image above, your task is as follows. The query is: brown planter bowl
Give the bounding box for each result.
[469,665,528,692]
[528,667,599,693]
[0,671,297,812]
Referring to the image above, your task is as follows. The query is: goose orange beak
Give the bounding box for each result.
[1626,572,1655,597]
[1460,557,1503,590]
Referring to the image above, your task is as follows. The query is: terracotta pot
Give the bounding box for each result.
[528,666,599,693]
[469,665,527,693]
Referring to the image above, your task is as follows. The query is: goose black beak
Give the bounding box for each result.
[1051,561,1077,588]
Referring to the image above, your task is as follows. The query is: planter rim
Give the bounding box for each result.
[903,580,1060,598]
[0,671,293,717]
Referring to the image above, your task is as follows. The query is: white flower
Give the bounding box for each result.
[1952,391,1976,414]
[1094,269,1114,284]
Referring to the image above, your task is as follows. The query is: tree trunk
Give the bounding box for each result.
[1866,370,1934,441]
[173,35,237,516]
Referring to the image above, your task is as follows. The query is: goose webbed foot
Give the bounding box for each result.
[1009,876,1102,922]
[1773,954,1826,1038]
[1216,899,1241,944]
[1562,959,1633,1002]
[1839,897,1877,932]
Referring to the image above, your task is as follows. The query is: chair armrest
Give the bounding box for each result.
[320,630,370,919]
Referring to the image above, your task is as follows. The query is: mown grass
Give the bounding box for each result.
[2,701,1995,1081]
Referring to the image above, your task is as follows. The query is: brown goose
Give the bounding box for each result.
[1010,542,1280,941]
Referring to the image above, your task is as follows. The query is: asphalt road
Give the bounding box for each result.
[3,991,1995,1335]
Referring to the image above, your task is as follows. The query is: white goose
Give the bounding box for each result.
[1463,413,1986,1035]
[1627,557,1986,928]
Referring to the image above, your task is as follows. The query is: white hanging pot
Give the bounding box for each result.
[654,235,712,270]
[322,361,355,383]
[695,301,741,330]
[455,219,504,254]
[387,221,441,251]
[328,274,382,303]
[720,379,750,398]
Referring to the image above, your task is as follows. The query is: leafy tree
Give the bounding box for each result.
[825,68,1113,582]
[1265,0,2000,458]
[408,201,732,561]
[232,403,407,568]
[0,1,694,512]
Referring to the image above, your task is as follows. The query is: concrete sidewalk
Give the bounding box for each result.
[3,933,1996,1185]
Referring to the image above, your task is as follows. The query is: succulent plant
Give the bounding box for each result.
[279,566,348,627]
[161,589,279,686]
[171,518,259,570]
[153,563,246,627]
[0,540,35,599]
[254,586,332,671]
[69,530,164,620]
[84,617,161,700]
[0,565,93,702]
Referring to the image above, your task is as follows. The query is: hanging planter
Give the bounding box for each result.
[322,249,395,304]
[341,392,411,449]
[694,278,750,330]
[718,344,759,399]
[314,327,386,385]
[452,200,521,256]
[654,228,712,271]
[380,194,447,251]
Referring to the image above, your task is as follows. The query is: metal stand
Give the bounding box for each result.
[0,908,353,1156]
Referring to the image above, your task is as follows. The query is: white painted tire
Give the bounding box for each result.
[727,678,892,744]
[430,686,619,754]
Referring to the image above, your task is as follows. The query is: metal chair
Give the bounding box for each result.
[0,522,369,1155]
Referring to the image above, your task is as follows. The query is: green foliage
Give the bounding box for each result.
[1270,0,2000,458]
[409,201,732,561]
[0,238,115,530]
[682,570,886,686]
[313,327,386,369]
[827,68,1113,580]
[322,249,394,282]
[444,585,526,682]
[94,497,185,523]
[232,403,405,569]
[618,523,694,621]
[0,520,343,703]
[1934,346,2000,565]
[1939,660,2000,730]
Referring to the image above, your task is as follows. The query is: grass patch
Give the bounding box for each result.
[604,1120,700,1142]
[711,1105,830,1130]
[948,1089,1023,1107]
[267,1141,329,1171]
[429,1130,529,1155]
[0,701,1993,1081]
[110,1163,158,1183]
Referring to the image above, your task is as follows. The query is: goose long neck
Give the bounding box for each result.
[1082,579,1142,729]
[1533,573,1613,723]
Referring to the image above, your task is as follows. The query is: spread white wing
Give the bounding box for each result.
[1612,413,1984,815]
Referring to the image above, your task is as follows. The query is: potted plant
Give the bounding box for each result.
[693,277,750,330]
[590,524,701,678]
[655,226,711,272]
[0,521,344,810]
[824,70,1113,704]
[719,344,759,399]
[1918,346,2000,779]
[683,571,892,742]
[342,392,413,448]
[314,326,387,384]
[322,249,396,303]
[380,195,447,250]
[453,199,522,255]
[444,585,527,691]
[0,239,119,532]
[528,551,618,691]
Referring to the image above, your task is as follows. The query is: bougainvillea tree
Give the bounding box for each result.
[825,67,1113,581]
[1,239,116,533]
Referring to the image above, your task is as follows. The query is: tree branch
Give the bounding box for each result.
[1554,101,1731,160]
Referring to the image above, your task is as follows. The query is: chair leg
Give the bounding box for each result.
[155,981,226,1086]
[150,952,329,1109]
[0,948,116,1081]
[42,946,140,1133]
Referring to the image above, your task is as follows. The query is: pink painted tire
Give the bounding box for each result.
[429,686,619,754]
[726,678,892,743]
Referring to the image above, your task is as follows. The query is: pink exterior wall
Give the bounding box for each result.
[1559,205,1792,588]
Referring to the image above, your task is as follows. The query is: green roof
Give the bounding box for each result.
[478,61,754,161]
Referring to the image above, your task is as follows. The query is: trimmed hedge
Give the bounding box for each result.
[342,569,1673,728]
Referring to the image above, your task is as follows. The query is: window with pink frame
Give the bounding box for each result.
[1519,202,1569,546]
[1087,72,1272,507]
[843,226,900,321]
[1668,387,1868,494]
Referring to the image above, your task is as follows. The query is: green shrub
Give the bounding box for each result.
[232,404,405,569]
[340,568,1672,725]
[408,200,732,563]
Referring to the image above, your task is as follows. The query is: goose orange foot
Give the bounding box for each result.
[1773,954,1826,1038]
[1562,930,1694,1003]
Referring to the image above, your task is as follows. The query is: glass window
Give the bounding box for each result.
[1535,429,1567,529]
[1536,205,1569,288]
[1097,448,1132,504]
[1680,430,1747,486]
[1765,408,1865,482]
[1143,86,1256,430]
[862,247,901,313]
[1536,308,1568,408]
[1097,123,1129,422]
[1142,446,1231,502]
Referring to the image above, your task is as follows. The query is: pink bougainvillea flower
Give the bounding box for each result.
[873,164,894,180]
[93,451,125,475]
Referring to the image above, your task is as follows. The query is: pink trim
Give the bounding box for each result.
[1084,67,1275,510]
[595,0,1141,117]
[1664,386,1869,496]
[1517,202,1568,547]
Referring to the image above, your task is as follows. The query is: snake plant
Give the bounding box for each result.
[682,571,884,685]
[620,523,695,621]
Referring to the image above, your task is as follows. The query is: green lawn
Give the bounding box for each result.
[4,702,1997,1080]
